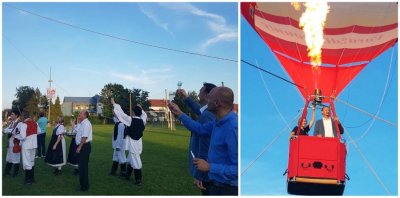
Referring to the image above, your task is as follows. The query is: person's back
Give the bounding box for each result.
[36,113,48,158]
[37,116,48,134]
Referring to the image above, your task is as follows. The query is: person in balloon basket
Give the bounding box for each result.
[3,110,22,178]
[168,86,238,195]
[75,110,93,191]
[111,98,147,186]
[314,106,344,137]
[289,104,316,140]
[45,116,67,176]
[176,82,216,195]
[14,110,39,185]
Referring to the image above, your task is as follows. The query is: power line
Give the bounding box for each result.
[4,35,72,96]
[4,3,237,63]
[336,97,397,127]
[241,59,304,89]
[241,110,301,176]
[343,128,392,195]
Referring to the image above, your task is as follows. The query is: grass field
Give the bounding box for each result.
[2,124,201,195]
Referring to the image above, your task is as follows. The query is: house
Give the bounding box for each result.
[61,95,102,116]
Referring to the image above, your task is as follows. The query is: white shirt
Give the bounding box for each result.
[75,118,93,145]
[113,103,148,126]
[323,117,334,138]
[55,124,66,136]
[200,105,208,114]
[15,122,38,149]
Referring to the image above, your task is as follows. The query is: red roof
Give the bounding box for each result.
[149,99,167,108]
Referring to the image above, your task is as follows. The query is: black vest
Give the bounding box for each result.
[127,118,145,140]
[114,122,121,141]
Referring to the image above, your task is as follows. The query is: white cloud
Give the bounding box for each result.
[110,66,173,85]
[161,3,226,24]
[200,21,237,51]
[159,3,237,51]
[139,3,237,51]
[139,5,174,36]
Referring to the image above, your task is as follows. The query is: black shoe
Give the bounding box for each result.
[54,169,62,176]
[79,186,89,191]
[135,180,142,186]
[109,161,118,175]
[134,169,142,186]
[4,162,12,176]
[12,163,20,177]
[119,163,127,177]
[125,165,133,181]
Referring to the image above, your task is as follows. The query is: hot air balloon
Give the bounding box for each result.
[241,2,397,195]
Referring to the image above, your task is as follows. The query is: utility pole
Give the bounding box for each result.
[48,67,53,124]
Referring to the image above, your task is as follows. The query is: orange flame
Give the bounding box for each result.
[298,2,330,67]
[291,2,301,11]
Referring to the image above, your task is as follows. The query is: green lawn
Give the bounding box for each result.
[2,124,201,195]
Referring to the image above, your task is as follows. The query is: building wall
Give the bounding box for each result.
[61,102,73,116]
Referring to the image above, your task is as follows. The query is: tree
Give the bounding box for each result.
[2,109,12,122]
[49,96,63,123]
[25,88,41,116]
[39,94,49,113]
[131,89,150,111]
[99,83,130,119]
[12,86,35,112]
[139,90,150,111]
[173,90,199,120]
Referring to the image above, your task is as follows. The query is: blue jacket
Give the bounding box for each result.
[185,97,214,182]
[179,111,238,186]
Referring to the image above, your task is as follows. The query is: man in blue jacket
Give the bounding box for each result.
[169,86,238,195]
[176,82,216,195]
[314,106,344,137]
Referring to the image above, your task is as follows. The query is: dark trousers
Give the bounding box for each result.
[208,181,238,196]
[201,181,212,195]
[78,142,91,190]
[37,133,46,157]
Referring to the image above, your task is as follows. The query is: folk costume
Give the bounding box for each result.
[45,124,66,175]
[113,103,146,186]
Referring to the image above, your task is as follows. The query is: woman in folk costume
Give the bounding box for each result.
[110,116,127,176]
[45,116,67,175]
[111,98,146,186]
[3,110,22,177]
[67,117,79,175]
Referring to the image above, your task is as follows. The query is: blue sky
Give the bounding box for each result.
[240,14,398,196]
[2,2,238,109]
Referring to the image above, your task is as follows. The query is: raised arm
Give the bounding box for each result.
[112,98,132,127]
[308,105,316,129]
[184,97,202,116]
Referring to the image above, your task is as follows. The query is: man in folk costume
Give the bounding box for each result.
[3,110,22,177]
[110,115,127,176]
[14,110,39,185]
[111,98,147,186]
